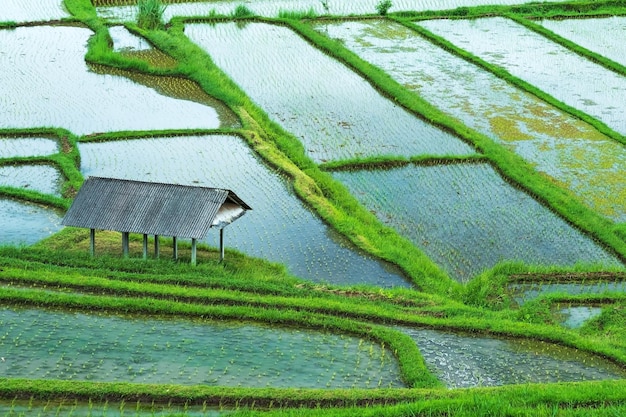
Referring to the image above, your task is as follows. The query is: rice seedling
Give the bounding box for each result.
[136,0,166,30]
[375,0,393,15]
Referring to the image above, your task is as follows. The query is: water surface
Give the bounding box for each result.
[419,17,626,136]
[314,19,626,221]
[0,25,235,135]
[540,16,626,67]
[79,135,412,288]
[333,163,621,282]
[400,327,626,387]
[185,22,473,163]
[0,306,404,388]
[0,199,62,246]
[0,164,63,197]
[2,0,68,23]
[0,137,59,158]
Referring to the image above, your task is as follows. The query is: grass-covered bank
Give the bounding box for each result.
[4,0,626,415]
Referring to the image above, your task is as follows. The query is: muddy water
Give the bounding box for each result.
[0,199,62,245]
[0,305,404,388]
[419,17,626,136]
[184,22,474,163]
[314,19,626,222]
[0,25,236,135]
[540,16,626,68]
[332,163,622,283]
[79,135,412,288]
[399,327,626,388]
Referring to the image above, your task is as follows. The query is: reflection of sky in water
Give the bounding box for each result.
[0,199,62,246]
[109,25,152,52]
[78,135,411,288]
[419,17,626,136]
[510,281,626,305]
[0,165,63,197]
[0,26,229,135]
[0,306,403,388]
[540,16,626,67]
[559,306,603,329]
[0,137,58,158]
[317,19,626,222]
[96,0,571,21]
[333,163,622,283]
[2,0,68,22]
[399,327,626,388]
[184,22,473,163]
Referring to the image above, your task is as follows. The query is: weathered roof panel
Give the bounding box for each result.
[62,177,250,239]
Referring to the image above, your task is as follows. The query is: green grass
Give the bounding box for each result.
[5,0,626,415]
[136,0,167,30]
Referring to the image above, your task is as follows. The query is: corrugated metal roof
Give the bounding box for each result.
[62,177,251,239]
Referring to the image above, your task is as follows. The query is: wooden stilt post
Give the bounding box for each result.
[143,234,148,260]
[89,228,95,257]
[122,232,129,258]
[191,238,197,266]
[172,236,178,260]
[154,235,160,258]
[220,228,225,262]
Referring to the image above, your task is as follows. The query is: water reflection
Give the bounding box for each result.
[79,135,412,288]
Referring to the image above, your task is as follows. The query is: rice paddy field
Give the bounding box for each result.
[2,0,626,415]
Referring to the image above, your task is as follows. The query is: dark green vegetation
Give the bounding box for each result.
[3,0,626,415]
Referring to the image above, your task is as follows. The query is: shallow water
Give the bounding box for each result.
[399,327,626,388]
[510,281,626,305]
[0,25,236,135]
[558,306,603,329]
[79,135,412,288]
[314,19,626,222]
[184,22,474,163]
[540,16,626,68]
[0,164,63,197]
[2,0,68,23]
[0,199,62,246]
[419,17,626,136]
[0,306,404,388]
[333,163,621,282]
[95,0,571,21]
[0,137,59,158]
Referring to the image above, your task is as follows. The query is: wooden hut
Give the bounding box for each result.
[61,176,251,264]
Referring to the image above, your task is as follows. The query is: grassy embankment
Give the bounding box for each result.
[1,0,626,414]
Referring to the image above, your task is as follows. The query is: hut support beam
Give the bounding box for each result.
[142,234,148,260]
[89,228,95,257]
[191,238,197,266]
[122,232,129,258]
[154,235,160,258]
[220,228,225,262]
[172,236,178,260]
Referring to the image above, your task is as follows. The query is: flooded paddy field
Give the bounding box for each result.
[0,136,59,158]
[184,22,474,163]
[314,19,626,222]
[418,17,626,136]
[510,280,626,305]
[2,0,68,23]
[558,305,603,329]
[539,16,626,67]
[0,199,62,245]
[0,25,237,135]
[95,0,571,22]
[0,306,404,388]
[332,163,621,283]
[79,135,411,288]
[0,164,63,197]
[399,327,626,388]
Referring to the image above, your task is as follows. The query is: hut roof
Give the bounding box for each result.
[62,177,251,239]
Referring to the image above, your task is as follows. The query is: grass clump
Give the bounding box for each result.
[136,0,166,30]
[375,0,393,16]
[232,4,254,18]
